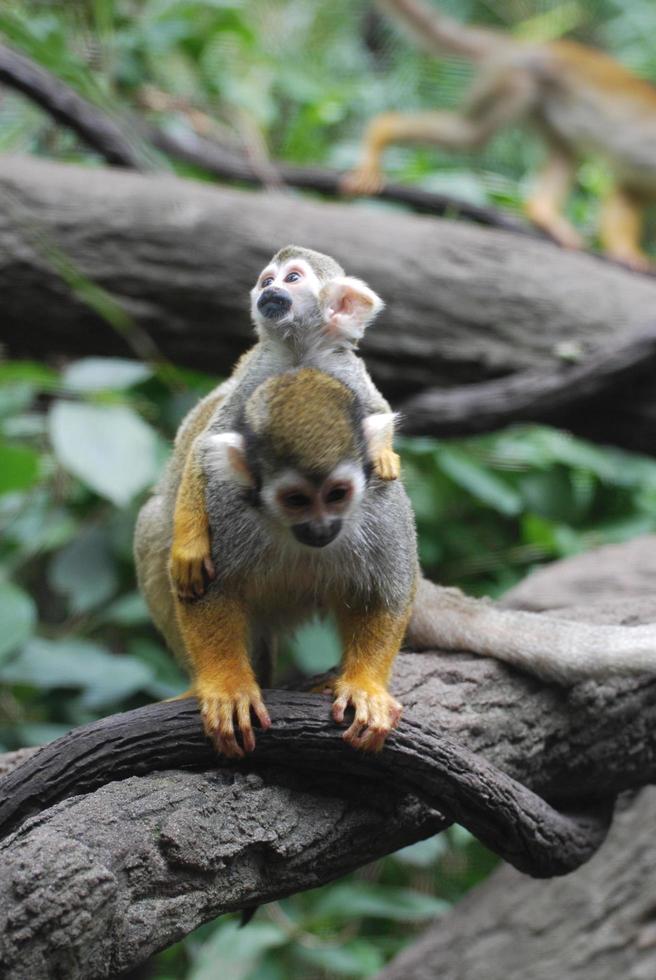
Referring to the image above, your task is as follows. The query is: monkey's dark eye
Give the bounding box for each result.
[284,271,301,283]
[261,276,274,288]
[281,491,311,510]
[325,484,350,504]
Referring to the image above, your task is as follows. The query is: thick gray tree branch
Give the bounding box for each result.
[1,536,656,979]
[2,157,656,451]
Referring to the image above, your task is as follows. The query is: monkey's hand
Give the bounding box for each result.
[373,448,401,481]
[197,678,271,758]
[331,677,403,753]
[340,166,385,197]
[170,530,215,601]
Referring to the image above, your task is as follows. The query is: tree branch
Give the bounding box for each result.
[1,537,656,978]
[0,692,614,878]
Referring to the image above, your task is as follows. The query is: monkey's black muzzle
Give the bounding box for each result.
[292,519,342,548]
[257,287,292,320]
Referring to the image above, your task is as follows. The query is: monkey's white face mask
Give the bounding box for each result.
[204,411,396,549]
[250,258,384,347]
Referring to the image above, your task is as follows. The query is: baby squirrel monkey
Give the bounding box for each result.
[136,367,417,757]
[170,245,400,603]
[344,0,656,270]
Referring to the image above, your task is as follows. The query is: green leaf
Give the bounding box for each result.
[48,527,118,614]
[311,882,450,924]
[0,383,35,419]
[0,582,37,663]
[49,401,159,505]
[62,358,152,391]
[0,638,154,708]
[393,833,448,868]
[102,592,151,626]
[293,939,384,976]
[437,447,522,515]
[0,441,40,494]
[189,921,287,980]
[290,616,340,673]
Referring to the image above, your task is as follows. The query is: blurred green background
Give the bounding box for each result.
[2,1,656,977]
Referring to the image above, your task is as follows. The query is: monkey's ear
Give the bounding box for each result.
[204,433,254,487]
[362,412,397,456]
[322,276,384,342]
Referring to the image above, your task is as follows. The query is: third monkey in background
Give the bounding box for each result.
[345,0,656,270]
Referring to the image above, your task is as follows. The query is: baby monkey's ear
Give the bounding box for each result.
[204,433,254,487]
[321,276,385,343]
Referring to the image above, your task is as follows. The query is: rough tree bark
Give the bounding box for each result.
[2,156,656,451]
[1,535,656,979]
[377,789,656,980]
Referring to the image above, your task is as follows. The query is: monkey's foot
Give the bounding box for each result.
[340,166,385,197]
[524,203,584,250]
[197,681,271,758]
[331,678,403,753]
[606,249,655,274]
[170,537,215,601]
[373,448,401,481]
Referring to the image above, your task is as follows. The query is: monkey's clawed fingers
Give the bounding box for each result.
[170,546,216,601]
[199,687,271,759]
[332,682,403,753]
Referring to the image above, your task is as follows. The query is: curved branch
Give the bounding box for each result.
[0,692,613,877]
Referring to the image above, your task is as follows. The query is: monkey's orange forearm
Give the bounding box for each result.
[332,603,412,751]
[170,438,214,600]
[337,605,409,690]
[175,594,270,757]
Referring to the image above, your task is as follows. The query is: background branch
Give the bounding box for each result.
[2,156,656,452]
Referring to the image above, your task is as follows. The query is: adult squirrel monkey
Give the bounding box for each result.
[135,246,656,760]
[168,245,399,603]
[344,0,656,270]
[136,367,417,756]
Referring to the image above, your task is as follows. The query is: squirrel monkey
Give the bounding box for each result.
[344,0,656,270]
[169,245,399,603]
[135,368,417,757]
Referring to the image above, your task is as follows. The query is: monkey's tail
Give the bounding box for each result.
[376,0,504,61]
[406,577,656,684]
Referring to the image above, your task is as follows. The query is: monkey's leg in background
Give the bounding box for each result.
[524,142,582,248]
[332,606,409,752]
[175,595,271,757]
[343,66,535,195]
[599,183,652,270]
[170,438,214,600]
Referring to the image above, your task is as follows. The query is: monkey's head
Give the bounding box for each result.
[250,244,384,347]
[206,369,395,549]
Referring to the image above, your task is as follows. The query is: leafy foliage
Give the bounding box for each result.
[2,0,656,976]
